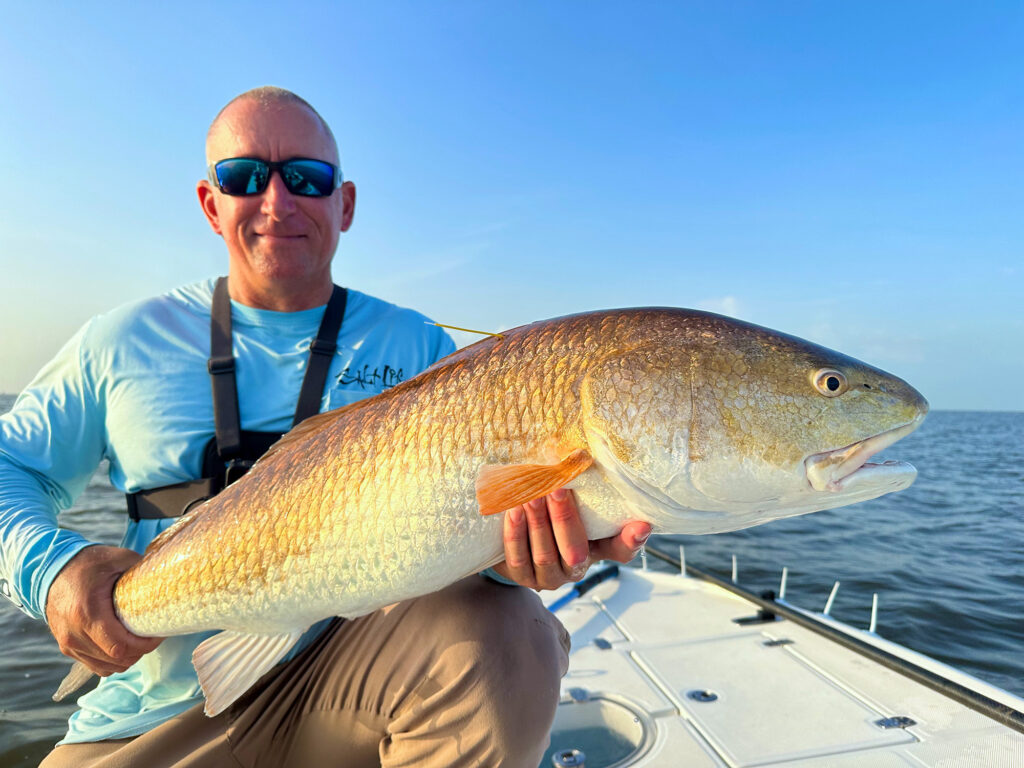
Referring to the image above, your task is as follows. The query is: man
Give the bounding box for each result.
[0,87,651,767]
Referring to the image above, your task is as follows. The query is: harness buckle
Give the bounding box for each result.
[224,458,254,486]
[207,356,236,374]
[309,338,337,357]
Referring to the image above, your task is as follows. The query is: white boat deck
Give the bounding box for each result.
[540,563,1024,767]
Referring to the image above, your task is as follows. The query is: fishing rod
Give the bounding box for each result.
[547,564,620,613]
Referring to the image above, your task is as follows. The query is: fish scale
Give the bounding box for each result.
[89,307,927,716]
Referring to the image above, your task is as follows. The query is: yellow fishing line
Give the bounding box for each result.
[426,322,505,339]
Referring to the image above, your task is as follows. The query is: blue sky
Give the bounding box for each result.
[0,2,1020,409]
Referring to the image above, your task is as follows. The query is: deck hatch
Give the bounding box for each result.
[639,633,916,765]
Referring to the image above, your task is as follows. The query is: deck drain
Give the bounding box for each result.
[686,689,719,703]
[551,748,586,767]
[876,716,916,729]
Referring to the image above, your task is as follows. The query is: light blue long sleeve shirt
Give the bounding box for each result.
[0,277,455,744]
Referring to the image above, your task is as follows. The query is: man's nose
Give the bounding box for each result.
[260,170,297,218]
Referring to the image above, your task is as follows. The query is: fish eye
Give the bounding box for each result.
[812,369,848,397]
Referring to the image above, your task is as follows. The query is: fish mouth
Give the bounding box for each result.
[805,419,922,493]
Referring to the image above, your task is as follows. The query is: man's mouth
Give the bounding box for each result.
[805,419,922,492]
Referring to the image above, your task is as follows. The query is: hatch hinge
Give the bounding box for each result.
[734,589,781,625]
[876,716,917,729]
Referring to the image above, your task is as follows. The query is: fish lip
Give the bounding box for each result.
[804,417,922,493]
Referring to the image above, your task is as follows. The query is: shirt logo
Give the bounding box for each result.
[336,364,405,391]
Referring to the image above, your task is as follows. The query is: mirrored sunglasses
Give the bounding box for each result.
[208,157,343,197]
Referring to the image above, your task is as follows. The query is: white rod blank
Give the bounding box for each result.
[824,581,840,615]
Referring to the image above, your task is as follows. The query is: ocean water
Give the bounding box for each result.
[1,394,1022,766]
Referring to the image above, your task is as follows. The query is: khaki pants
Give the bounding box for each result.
[41,577,570,768]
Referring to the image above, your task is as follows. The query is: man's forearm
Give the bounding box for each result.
[0,457,96,621]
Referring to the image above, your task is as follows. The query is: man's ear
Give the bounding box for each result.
[197,180,223,235]
[340,181,356,233]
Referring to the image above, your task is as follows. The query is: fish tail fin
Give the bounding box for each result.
[52,661,96,701]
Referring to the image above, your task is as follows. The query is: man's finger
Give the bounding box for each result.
[546,489,589,569]
[66,648,128,678]
[73,623,156,674]
[589,522,652,564]
[501,506,536,589]
[89,612,161,664]
[523,497,569,589]
[72,627,149,674]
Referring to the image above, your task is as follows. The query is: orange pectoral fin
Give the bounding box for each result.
[476,449,594,516]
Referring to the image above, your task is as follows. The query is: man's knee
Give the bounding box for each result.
[407,576,570,682]
[385,577,571,765]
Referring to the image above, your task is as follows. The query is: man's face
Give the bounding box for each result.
[198,99,355,297]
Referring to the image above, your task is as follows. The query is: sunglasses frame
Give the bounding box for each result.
[207,157,344,197]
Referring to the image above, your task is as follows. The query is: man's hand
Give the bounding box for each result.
[491,489,652,591]
[45,545,163,676]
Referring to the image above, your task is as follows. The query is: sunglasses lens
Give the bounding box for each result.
[211,158,340,197]
[281,160,337,197]
[214,159,269,195]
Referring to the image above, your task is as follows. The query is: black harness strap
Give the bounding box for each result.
[209,277,243,460]
[126,430,285,520]
[294,284,347,424]
[126,477,219,521]
[126,277,347,520]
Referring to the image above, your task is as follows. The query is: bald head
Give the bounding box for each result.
[196,87,356,312]
[205,87,339,166]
